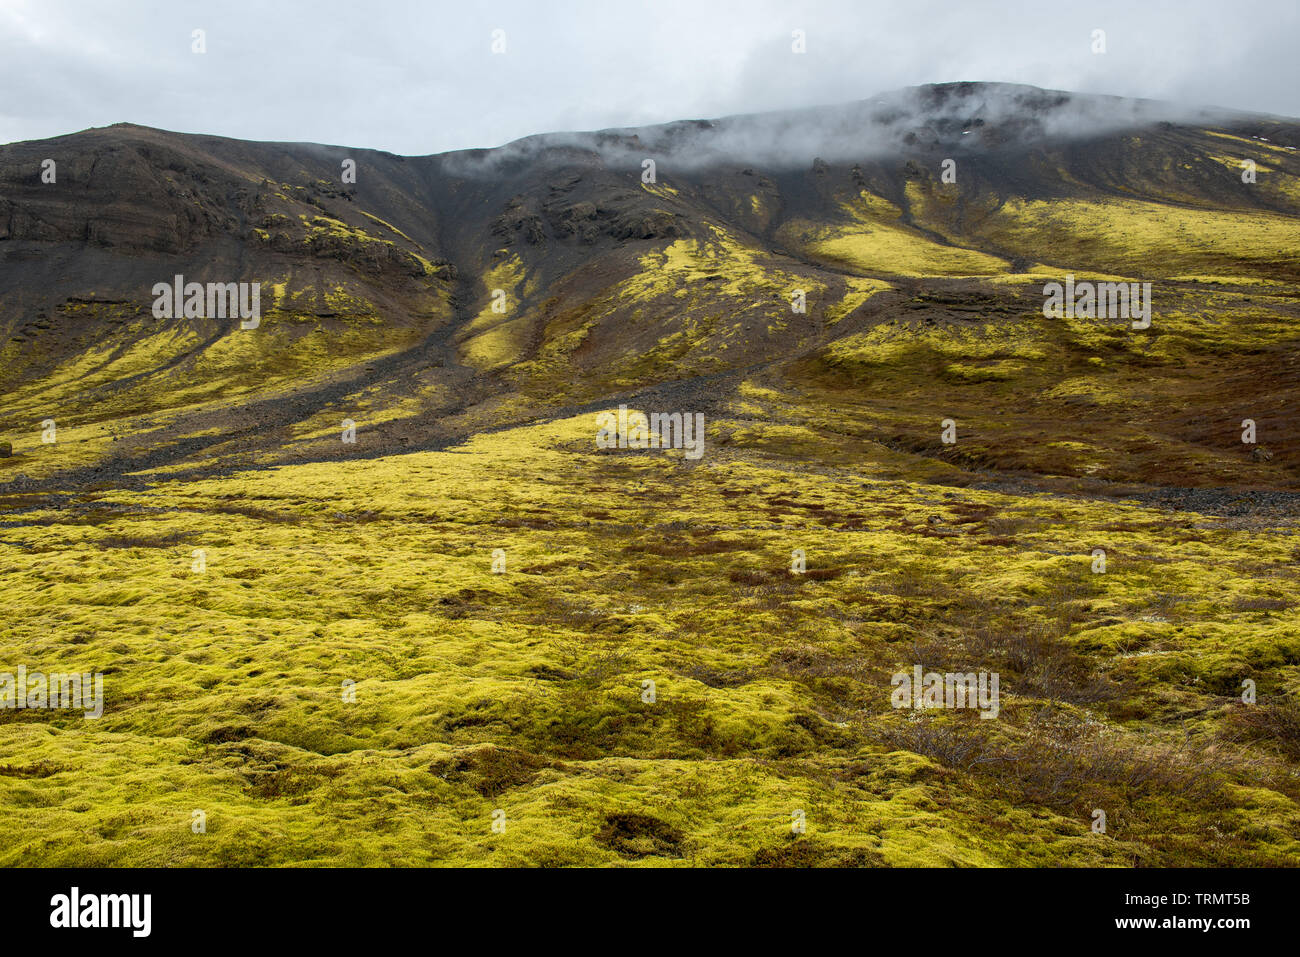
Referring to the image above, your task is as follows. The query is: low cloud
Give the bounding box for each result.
[0,0,1295,154]
[442,82,1236,176]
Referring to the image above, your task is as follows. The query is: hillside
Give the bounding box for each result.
[1,83,1299,866]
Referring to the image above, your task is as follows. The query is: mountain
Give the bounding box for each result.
[2,84,1299,867]
[2,81,1297,489]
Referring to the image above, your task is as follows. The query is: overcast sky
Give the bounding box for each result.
[2,0,1297,154]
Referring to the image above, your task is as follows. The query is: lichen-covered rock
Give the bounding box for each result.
[610,208,679,240]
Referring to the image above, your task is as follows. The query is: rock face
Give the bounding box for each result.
[491,187,681,247]
[0,135,245,252]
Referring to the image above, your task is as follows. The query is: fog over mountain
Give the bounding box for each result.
[449,83,1251,174]
[2,0,1297,153]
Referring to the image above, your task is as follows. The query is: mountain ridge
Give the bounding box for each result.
[23,81,1299,160]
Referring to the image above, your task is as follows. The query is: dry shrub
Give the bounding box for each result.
[429,745,555,798]
[594,813,685,858]
[1232,596,1291,613]
[1225,699,1300,761]
[871,717,1232,812]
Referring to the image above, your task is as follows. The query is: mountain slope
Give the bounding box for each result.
[2,82,1298,491]
[2,84,1300,868]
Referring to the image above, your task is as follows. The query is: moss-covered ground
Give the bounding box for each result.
[2,408,1297,866]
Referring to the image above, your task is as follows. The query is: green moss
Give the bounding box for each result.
[2,409,1296,865]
